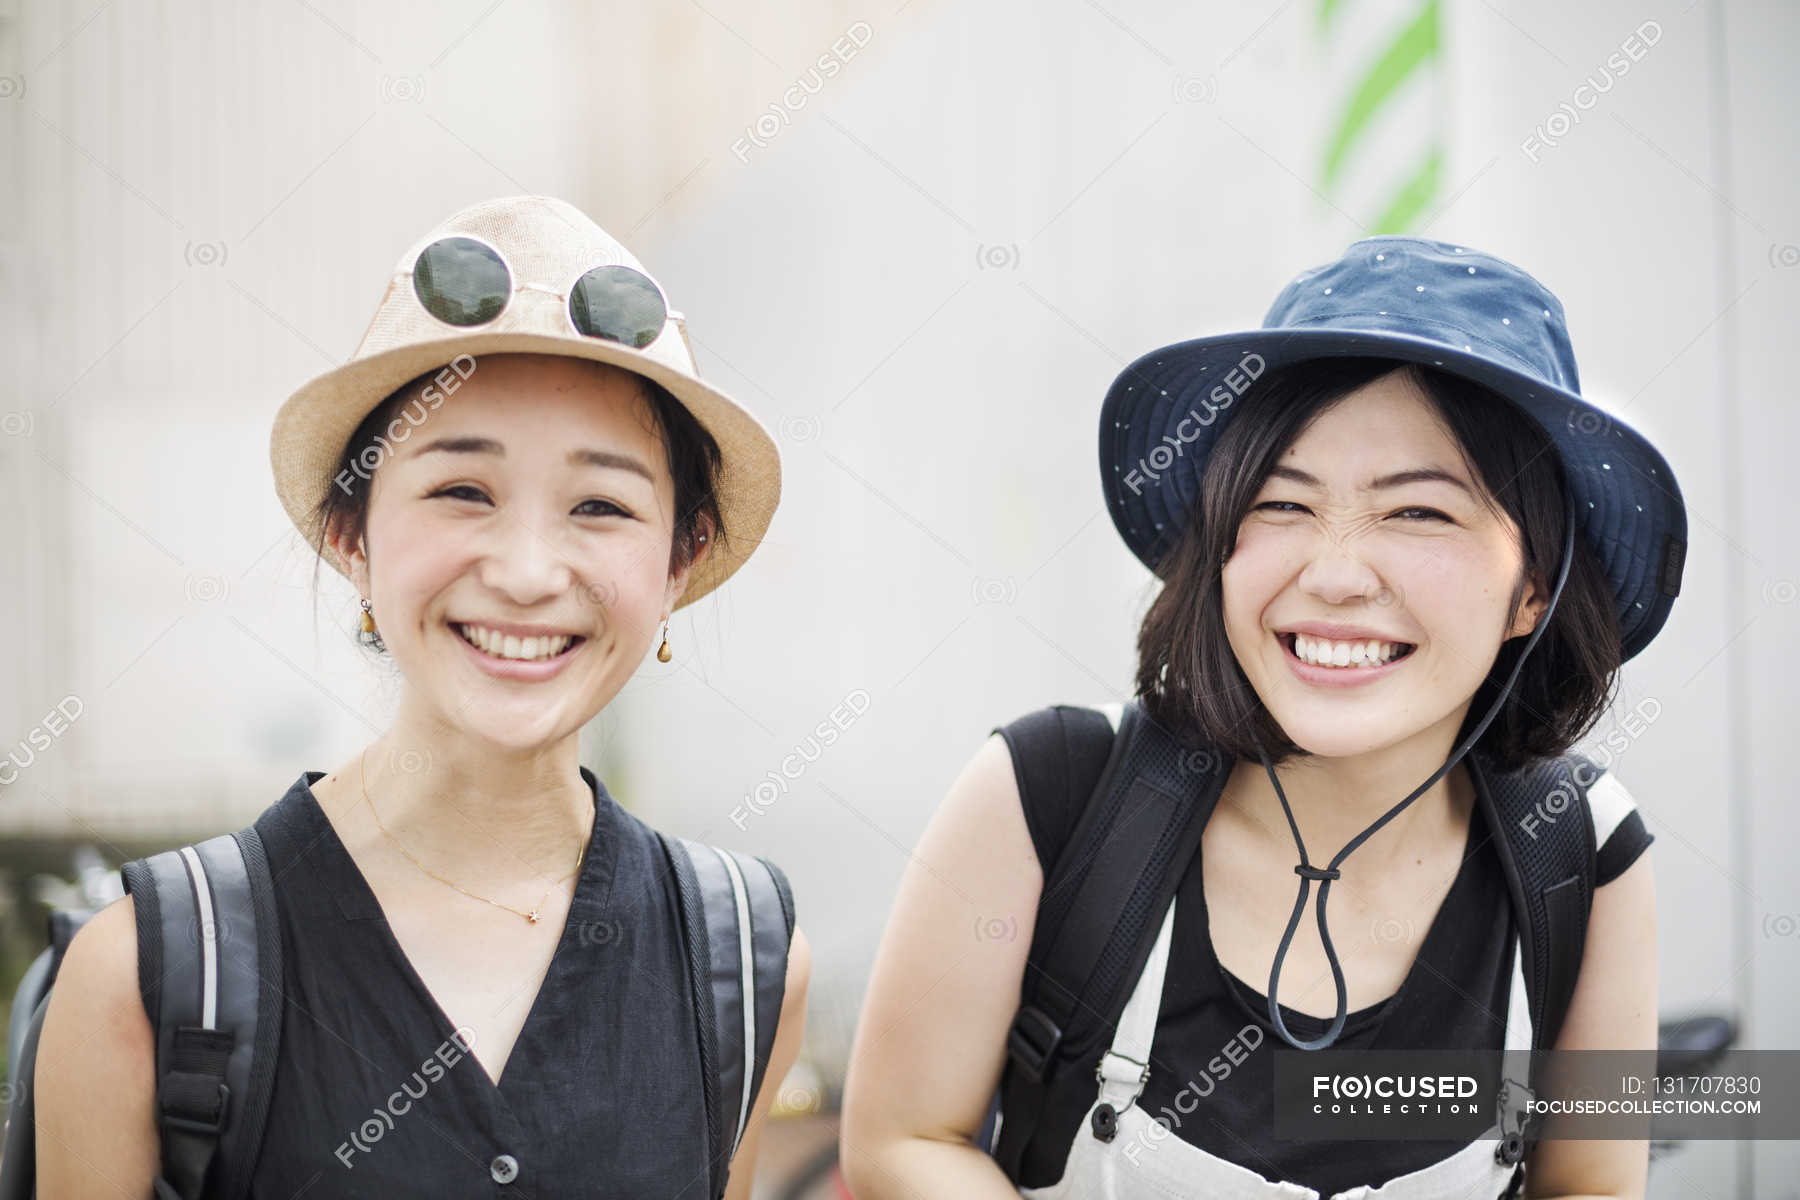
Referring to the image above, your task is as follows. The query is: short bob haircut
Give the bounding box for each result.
[309,355,727,655]
[1136,356,1621,773]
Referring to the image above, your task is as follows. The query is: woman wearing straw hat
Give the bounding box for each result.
[842,237,1679,1197]
[35,195,809,1197]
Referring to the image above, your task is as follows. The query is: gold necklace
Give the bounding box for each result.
[359,747,593,925]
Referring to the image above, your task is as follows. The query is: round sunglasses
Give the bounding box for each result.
[409,234,673,349]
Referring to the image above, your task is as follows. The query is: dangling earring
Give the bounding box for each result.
[359,597,378,641]
[656,617,672,663]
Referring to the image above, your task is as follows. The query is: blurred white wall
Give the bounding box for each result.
[2,1,1794,1193]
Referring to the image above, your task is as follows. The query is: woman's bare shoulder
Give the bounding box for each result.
[38,893,151,1068]
[35,892,160,1193]
[48,892,142,1009]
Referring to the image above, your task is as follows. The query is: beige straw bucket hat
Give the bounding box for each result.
[269,194,780,610]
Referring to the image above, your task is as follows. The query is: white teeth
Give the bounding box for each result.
[1291,633,1412,668]
[455,624,575,662]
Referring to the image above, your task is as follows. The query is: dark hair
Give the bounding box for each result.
[310,355,727,655]
[1136,356,1621,772]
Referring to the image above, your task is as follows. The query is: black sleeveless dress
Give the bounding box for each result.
[244,766,714,1199]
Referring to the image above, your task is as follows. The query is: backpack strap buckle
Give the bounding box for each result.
[1006,1005,1064,1084]
[160,1077,231,1136]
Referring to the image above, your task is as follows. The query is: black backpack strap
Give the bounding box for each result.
[1471,749,1599,1189]
[992,700,1229,1185]
[1475,751,1599,1054]
[997,704,1120,875]
[121,827,283,1200]
[657,833,796,1200]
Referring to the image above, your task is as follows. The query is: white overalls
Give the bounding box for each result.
[1019,895,1533,1200]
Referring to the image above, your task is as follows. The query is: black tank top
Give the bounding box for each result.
[245,766,714,1199]
[996,704,1652,1195]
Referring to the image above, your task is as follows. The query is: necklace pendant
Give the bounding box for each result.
[526,909,540,924]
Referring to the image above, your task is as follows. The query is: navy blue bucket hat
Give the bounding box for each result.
[1099,234,1688,662]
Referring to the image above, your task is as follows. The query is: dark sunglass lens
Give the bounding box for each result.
[568,266,667,348]
[413,237,511,326]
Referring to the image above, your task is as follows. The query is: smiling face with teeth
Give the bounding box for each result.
[1220,368,1548,761]
[327,353,711,752]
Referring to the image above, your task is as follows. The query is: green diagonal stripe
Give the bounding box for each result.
[1320,0,1439,195]
[1370,145,1442,232]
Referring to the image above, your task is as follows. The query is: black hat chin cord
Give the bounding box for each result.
[1257,501,1577,1051]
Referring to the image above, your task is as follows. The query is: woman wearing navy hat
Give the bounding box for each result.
[842,237,1680,1198]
